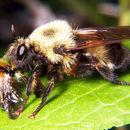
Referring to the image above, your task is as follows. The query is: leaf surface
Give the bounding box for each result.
[0,43,130,129]
[0,71,130,129]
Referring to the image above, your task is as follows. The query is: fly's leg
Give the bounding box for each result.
[95,64,130,86]
[15,66,43,116]
[29,76,55,118]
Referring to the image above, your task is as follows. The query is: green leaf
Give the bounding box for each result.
[0,42,130,129]
[0,67,130,129]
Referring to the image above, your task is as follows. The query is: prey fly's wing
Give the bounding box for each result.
[0,73,23,119]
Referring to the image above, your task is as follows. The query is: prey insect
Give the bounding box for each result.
[0,59,45,119]
[0,59,24,119]
[4,20,130,118]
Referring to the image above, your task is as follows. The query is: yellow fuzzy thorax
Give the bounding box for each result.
[25,20,77,69]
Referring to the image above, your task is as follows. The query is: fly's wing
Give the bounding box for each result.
[68,26,130,50]
[1,73,23,119]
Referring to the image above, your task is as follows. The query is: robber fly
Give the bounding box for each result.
[4,20,130,118]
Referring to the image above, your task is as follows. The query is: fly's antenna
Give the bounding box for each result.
[11,24,19,45]
[11,24,16,39]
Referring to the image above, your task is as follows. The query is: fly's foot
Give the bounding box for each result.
[28,113,36,119]
[15,109,22,116]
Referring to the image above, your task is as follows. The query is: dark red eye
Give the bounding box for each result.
[17,44,27,60]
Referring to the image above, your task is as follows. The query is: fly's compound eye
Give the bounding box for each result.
[17,44,27,60]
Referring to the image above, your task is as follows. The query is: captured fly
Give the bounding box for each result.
[0,59,45,119]
[0,59,24,119]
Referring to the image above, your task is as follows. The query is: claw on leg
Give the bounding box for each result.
[28,113,36,119]
[15,109,23,116]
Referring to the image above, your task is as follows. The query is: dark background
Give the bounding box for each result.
[0,0,129,48]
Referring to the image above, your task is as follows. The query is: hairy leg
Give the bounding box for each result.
[29,76,55,118]
[95,64,130,85]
